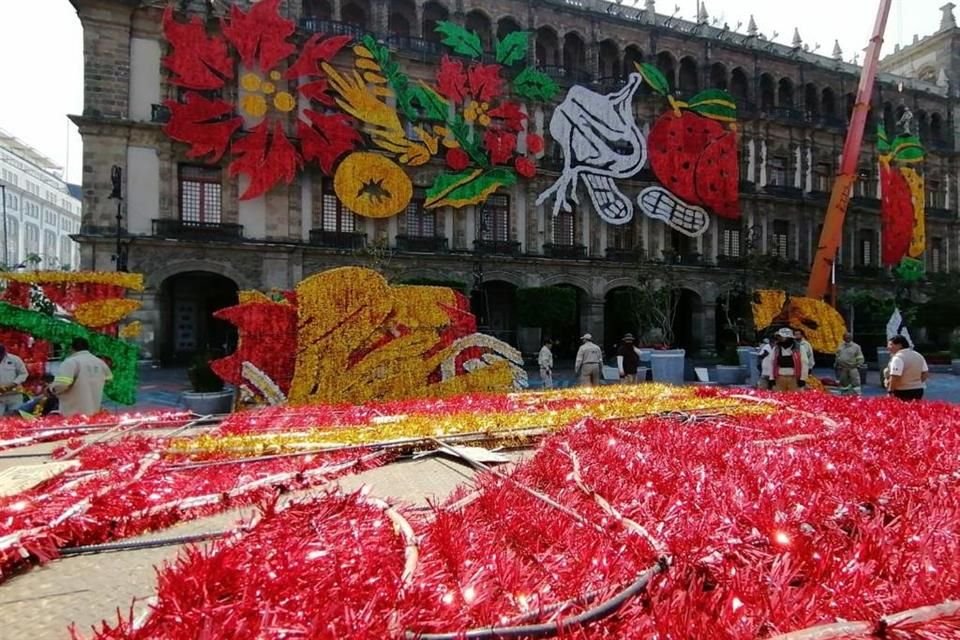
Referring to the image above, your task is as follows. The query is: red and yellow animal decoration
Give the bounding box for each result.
[211,267,526,406]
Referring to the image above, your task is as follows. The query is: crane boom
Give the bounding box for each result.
[806,0,894,300]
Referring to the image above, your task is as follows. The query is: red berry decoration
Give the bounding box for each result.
[526,133,544,155]
[636,63,740,219]
[880,162,915,266]
[515,156,536,178]
[445,148,470,171]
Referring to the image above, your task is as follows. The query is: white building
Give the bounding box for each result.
[0,127,81,270]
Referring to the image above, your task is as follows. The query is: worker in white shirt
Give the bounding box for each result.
[575,333,603,387]
[0,344,29,415]
[51,337,113,416]
[537,338,554,389]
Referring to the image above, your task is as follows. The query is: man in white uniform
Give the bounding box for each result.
[574,334,603,387]
[51,337,113,416]
[886,335,928,401]
[0,344,29,415]
[537,338,554,389]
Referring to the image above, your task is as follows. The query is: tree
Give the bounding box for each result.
[630,259,682,347]
[516,287,577,339]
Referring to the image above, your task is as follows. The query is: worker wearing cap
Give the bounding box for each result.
[575,333,603,387]
[760,327,809,392]
[0,343,29,415]
[617,333,644,383]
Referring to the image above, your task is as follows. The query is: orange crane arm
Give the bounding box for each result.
[806,0,894,300]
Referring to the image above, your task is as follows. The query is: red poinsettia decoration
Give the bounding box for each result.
[162,1,359,200]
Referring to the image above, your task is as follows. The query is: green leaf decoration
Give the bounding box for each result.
[361,34,418,118]
[0,301,139,404]
[425,168,517,209]
[495,31,529,66]
[687,89,737,121]
[891,134,925,163]
[635,62,670,96]
[877,125,891,154]
[435,21,483,58]
[895,256,925,282]
[511,67,559,102]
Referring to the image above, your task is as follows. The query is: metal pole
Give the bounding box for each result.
[0,184,8,267]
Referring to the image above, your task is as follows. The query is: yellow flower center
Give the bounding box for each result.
[240,71,296,116]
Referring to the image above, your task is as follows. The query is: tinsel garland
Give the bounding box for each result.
[0,272,144,291]
[76,389,960,639]
[0,302,139,404]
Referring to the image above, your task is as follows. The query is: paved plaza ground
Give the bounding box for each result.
[2,363,957,638]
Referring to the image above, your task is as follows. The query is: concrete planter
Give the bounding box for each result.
[736,346,753,368]
[182,389,235,415]
[715,365,746,385]
[637,348,653,363]
[952,359,960,376]
[650,349,686,385]
[745,349,761,387]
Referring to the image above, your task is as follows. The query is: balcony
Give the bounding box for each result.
[542,243,587,259]
[395,234,448,252]
[927,206,954,220]
[300,17,368,39]
[309,229,366,249]
[473,239,521,256]
[606,247,645,263]
[716,254,748,268]
[769,107,804,123]
[152,219,243,241]
[661,250,704,266]
[762,184,803,199]
[386,34,443,59]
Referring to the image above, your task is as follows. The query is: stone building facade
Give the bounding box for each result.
[70,0,959,361]
[0,128,82,270]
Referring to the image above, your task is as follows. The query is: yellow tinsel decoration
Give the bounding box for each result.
[0,271,144,291]
[119,321,142,340]
[74,299,143,328]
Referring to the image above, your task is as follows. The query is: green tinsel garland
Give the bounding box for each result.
[0,302,139,404]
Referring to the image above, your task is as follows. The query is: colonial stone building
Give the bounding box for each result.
[70,0,959,362]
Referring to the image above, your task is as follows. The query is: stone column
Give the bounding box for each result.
[700,302,717,353]
[585,299,605,348]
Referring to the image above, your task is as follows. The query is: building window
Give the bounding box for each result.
[771,220,789,259]
[403,193,435,237]
[178,165,222,224]
[60,237,72,268]
[43,230,57,267]
[769,157,787,186]
[927,180,944,209]
[479,194,510,242]
[931,237,945,272]
[858,229,874,266]
[608,223,636,250]
[814,163,832,192]
[5,217,18,266]
[320,181,357,232]
[553,210,575,246]
[721,221,741,257]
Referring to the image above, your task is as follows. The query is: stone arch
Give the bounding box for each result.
[709,62,728,90]
[804,82,818,117]
[917,110,930,142]
[656,51,677,91]
[422,1,449,42]
[341,0,369,29]
[465,9,494,52]
[883,102,895,133]
[388,0,416,36]
[496,16,522,41]
[623,45,643,78]
[156,268,242,364]
[562,31,587,74]
[777,77,794,109]
[931,112,945,144]
[540,273,593,294]
[759,73,775,110]
[730,67,750,104]
[821,87,837,118]
[535,26,560,68]
[146,259,254,292]
[598,39,621,79]
[303,0,332,19]
[678,56,699,95]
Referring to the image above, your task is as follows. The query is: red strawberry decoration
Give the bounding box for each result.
[877,127,926,268]
[636,63,740,220]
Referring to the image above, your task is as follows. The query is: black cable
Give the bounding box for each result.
[59,530,229,557]
[404,557,669,640]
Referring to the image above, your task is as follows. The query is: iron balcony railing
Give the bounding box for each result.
[395,234,449,252]
[309,229,367,249]
[542,243,587,259]
[152,219,243,240]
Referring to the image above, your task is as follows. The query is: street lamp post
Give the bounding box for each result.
[108,165,128,271]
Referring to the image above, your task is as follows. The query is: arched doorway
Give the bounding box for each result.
[671,288,703,352]
[471,280,517,346]
[605,286,641,351]
[552,284,588,358]
[159,271,239,364]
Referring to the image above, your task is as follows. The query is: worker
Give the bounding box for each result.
[538,338,554,389]
[834,332,865,395]
[51,337,113,416]
[574,333,603,387]
[761,327,809,392]
[0,343,29,415]
[617,333,644,382]
[885,335,928,401]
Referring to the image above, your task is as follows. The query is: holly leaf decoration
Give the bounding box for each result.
[877,125,891,154]
[511,68,559,102]
[298,111,361,174]
[688,89,737,122]
[891,134,925,163]
[435,21,483,58]
[437,56,468,103]
[635,62,670,96]
[287,33,352,78]
[495,31,529,66]
[487,102,527,132]
[299,79,336,106]
[467,64,504,102]
[229,121,302,200]
[163,93,242,163]
[425,168,517,209]
[359,34,416,119]
[161,7,233,90]
[223,0,296,72]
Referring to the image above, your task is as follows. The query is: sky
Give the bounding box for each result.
[0,0,946,185]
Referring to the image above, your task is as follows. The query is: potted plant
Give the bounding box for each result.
[182,352,235,415]
[714,346,746,385]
